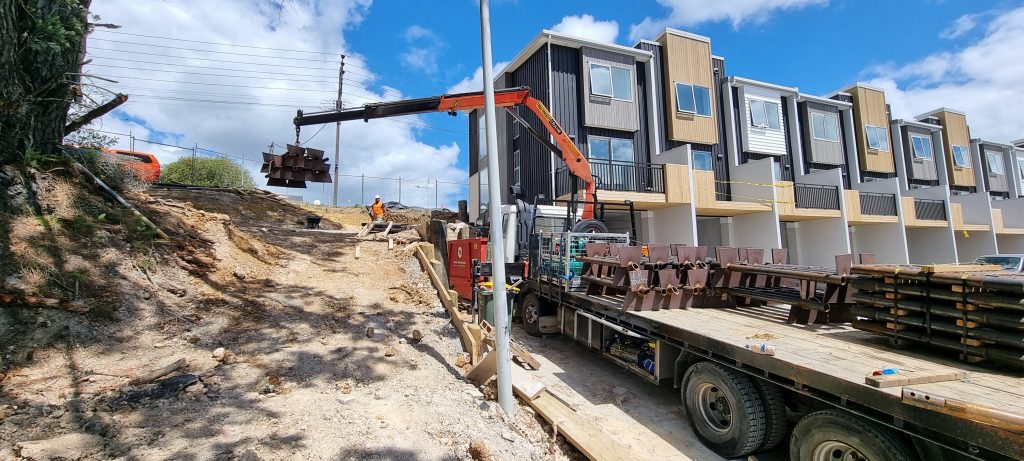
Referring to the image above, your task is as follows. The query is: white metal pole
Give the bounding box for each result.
[479,0,513,416]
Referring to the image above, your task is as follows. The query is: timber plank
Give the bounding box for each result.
[866,370,968,388]
[529,392,645,461]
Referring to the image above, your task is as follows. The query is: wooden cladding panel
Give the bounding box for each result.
[658,33,717,144]
[664,163,691,204]
[935,111,976,187]
[849,86,895,173]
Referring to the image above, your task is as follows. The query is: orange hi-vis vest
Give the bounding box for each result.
[372,201,385,217]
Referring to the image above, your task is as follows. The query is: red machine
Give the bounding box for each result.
[447,238,487,300]
[293,86,598,220]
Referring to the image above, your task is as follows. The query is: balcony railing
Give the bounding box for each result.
[794,183,841,210]
[859,192,898,216]
[555,160,665,197]
[914,198,947,221]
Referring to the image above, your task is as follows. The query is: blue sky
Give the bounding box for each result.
[85,0,1024,205]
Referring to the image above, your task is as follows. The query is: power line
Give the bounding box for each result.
[301,123,329,144]
[108,85,327,104]
[87,63,339,84]
[87,48,338,72]
[88,38,339,63]
[93,72,390,103]
[87,56,337,78]
[92,30,339,55]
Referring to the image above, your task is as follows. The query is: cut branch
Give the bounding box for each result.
[64,93,128,135]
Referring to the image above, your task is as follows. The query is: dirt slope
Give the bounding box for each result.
[1,183,571,460]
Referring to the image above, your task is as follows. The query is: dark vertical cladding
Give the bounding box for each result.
[550,45,581,143]
[799,100,850,188]
[511,47,553,201]
[830,93,853,104]
[469,109,479,176]
[634,59,650,164]
[711,57,730,199]
[776,95,794,182]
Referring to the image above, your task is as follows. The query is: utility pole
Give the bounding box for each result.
[479,0,513,416]
[333,55,345,207]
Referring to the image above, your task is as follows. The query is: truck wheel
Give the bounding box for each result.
[790,410,915,461]
[755,379,789,451]
[521,293,543,337]
[681,362,767,458]
[571,219,608,234]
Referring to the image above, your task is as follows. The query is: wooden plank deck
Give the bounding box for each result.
[627,305,1024,417]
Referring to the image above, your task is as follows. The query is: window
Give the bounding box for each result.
[587,136,635,188]
[512,149,521,185]
[479,167,489,211]
[910,134,934,160]
[589,63,633,101]
[811,113,839,142]
[749,99,780,130]
[865,125,889,151]
[674,83,712,116]
[477,111,487,158]
[987,151,1005,175]
[952,145,971,167]
[692,150,713,171]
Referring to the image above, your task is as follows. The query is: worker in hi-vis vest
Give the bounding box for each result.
[371,195,386,223]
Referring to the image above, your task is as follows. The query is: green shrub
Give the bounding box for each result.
[161,157,255,189]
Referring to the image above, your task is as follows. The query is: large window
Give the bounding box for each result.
[749,99,780,130]
[987,151,1005,175]
[477,111,487,158]
[952,145,971,167]
[512,149,521,186]
[674,82,712,116]
[692,150,713,171]
[589,63,633,101]
[865,125,889,151]
[811,112,839,142]
[479,167,489,212]
[588,136,635,189]
[910,134,934,160]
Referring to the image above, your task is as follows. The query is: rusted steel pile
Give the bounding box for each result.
[261,144,332,188]
[849,264,1024,368]
[578,243,728,310]
[721,250,857,324]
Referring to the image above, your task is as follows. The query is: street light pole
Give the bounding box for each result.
[479,0,513,416]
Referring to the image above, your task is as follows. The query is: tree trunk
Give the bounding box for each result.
[0,0,92,165]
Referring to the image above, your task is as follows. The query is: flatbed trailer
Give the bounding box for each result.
[519,275,1024,460]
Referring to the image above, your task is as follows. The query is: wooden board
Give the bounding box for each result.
[529,391,645,461]
[414,245,481,364]
[920,264,1002,274]
[865,370,968,388]
[466,351,497,386]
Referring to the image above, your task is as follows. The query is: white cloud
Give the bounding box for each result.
[940,13,980,39]
[399,25,444,74]
[863,6,1024,142]
[81,1,467,207]
[629,0,828,42]
[446,61,510,94]
[551,14,619,43]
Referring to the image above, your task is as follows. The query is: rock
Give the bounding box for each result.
[478,401,492,413]
[15,433,104,460]
[212,347,226,360]
[500,431,516,442]
[410,329,424,343]
[468,439,495,461]
[365,327,375,338]
[383,346,397,357]
[454,356,468,368]
[140,291,152,300]
[264,279,276,288]
[233,268,247,280]
[337,394,355,404]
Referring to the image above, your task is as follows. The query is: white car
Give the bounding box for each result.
[973,254,1024,271]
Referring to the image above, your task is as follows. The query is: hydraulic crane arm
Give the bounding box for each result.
[293,86,596,220]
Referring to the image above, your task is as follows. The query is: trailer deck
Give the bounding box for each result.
[545,286,1024,459]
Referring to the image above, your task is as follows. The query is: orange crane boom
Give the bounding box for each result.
[293,87,596,220]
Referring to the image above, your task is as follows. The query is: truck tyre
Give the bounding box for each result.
[521,293,543,337]
[754,379,789,451]
[571,219,608,234]
[790,410,915,461]
[681,362,767,458]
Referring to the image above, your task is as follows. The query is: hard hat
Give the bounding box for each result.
[375,194,381,199]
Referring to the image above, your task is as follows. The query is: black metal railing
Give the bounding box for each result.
[914,198,947,221]
[859,192,898,216]
[794,183,841,210]
[555,160,665,197]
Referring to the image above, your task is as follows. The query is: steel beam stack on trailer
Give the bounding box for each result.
[849,264,1024,368]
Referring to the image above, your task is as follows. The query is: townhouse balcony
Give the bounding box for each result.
[949,203,991,233]
[776,182,842,221]
[993,208,1024,235]
[555,160,672,210]
[844,191,899,225]
[901,197,948,228]
[692,170,772,216]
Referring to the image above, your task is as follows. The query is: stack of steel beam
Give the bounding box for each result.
[260,144,332,188]
[849,264,1024,368]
